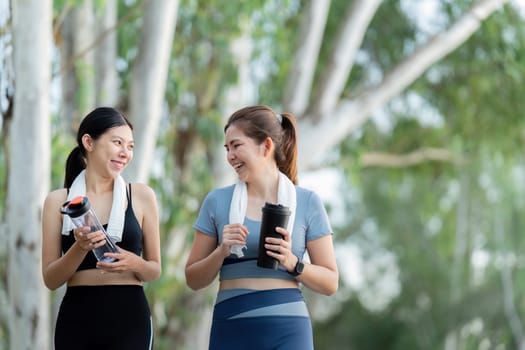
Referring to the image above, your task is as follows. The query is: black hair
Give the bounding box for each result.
[64,107,133,188]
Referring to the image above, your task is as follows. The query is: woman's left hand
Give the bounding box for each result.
[264,226,297,272]
[96,247,140,273]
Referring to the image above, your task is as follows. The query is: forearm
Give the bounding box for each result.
[133,260,161,282]
[185,247,225,290]
[296,262,338,296]
[42,243,87,290]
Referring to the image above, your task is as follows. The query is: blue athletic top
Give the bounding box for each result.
[61,184,143,271]
[193,184,333,281]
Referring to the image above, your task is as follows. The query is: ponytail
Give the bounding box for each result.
[64,146,85,188]
[277,113,298,185]
[225,105,299,184]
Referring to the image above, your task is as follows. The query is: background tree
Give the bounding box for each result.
[3,1,52,349]
[1,0,524,349]
[314,1,525,348]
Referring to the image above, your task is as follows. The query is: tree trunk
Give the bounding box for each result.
[214,31,257,187]
[282,0,331,116]
[494,207,525,348]
[58,0,97,134]
[95,0,119,106]
[72,0,96,126]
[310,0,381,117]
[126,0,179,183]
[58,6,77,135]
[8,0,52,348]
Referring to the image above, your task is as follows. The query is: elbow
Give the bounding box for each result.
[184,269,205,291]
[323,281,339,296]
[42,265,65,291]
[42,277,61,291]
[42,271,58,291]
[318,282,338,296]
[184,275,202,291]
[47,284,60,291]
[186,282,202,292]
[150,263,162,281]
[320,272,339,296]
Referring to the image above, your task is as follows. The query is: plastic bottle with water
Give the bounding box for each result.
[60,195,119,263]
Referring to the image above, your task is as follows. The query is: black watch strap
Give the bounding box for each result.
[288,259,304,277]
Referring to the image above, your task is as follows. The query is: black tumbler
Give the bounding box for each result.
[257,202,291,270]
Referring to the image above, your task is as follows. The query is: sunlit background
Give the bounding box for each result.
[2,0,525,349]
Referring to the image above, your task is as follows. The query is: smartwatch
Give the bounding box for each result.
[288,259,304,277]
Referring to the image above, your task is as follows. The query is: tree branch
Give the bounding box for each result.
[298,0,508,169]
[283,0,331,116]
[360,147,463,168]
[357,0,509,117]
[310,0,381,117]
[126,0,179,183]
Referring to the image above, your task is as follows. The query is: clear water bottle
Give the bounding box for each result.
[61,195,119,263]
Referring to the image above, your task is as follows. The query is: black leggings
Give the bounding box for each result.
[55,285,153,350]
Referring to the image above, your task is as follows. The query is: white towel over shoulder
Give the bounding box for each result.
[61,169,127,242]
[229,171,296,257]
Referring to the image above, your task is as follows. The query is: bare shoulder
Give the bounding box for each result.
[42,188,68,222]
[44,188,68,207]
[130,182,157,203]
[129,183,158,225]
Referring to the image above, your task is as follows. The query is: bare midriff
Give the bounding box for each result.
[67,269,142,286]
[219,278,298,290]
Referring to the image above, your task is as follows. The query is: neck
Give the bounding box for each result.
[84,168,115,194]
[247,170,279,203]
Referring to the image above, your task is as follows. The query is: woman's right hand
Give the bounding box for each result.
[73,226,107,251]
[219,223,249,257]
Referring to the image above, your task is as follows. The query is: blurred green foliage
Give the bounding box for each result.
[3,0,525,349]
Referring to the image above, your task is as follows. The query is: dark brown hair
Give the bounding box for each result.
[224,105,298,184]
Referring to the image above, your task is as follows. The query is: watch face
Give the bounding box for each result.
[296,261,304,274]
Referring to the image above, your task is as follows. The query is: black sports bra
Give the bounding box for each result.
[61,183,143,271]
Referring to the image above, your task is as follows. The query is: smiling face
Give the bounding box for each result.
[83,125,134,177]
[224,124,269,182]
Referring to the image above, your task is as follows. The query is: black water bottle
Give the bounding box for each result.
[257,203,291,270]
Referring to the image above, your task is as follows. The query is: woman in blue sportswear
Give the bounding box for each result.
[185,105,338,350]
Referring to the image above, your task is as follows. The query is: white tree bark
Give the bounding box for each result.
[214,30,257,187]
[360,147,463,167]
[283,0,331,116]
[8,0,52,349]
[298,0,508,169]
[58,5,77,134]
[125,0,179,183]
[310,0,381,117]
[58,1,97,132]
[72,0,96,125]
[95,0,119,106]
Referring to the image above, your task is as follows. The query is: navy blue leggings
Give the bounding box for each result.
[55,285,153,350]
[209,288,313,350]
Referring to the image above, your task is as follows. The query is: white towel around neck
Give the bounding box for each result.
[229,171,296,257]
[61,169,127,242]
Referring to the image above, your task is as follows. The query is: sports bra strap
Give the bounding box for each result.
[127,183,132,204]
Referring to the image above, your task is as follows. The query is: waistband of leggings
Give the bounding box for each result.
[214,288,308,319]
